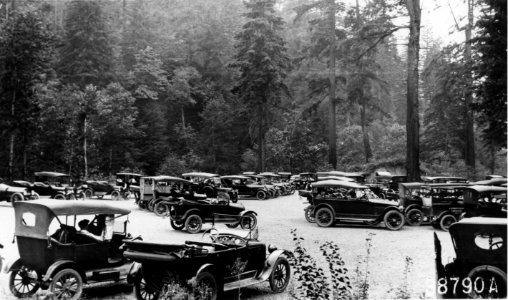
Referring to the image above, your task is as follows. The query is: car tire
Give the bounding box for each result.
[84,189,93,199]
[240,213,257,229]
[256,190,266,200]
[185,214,203,234]
[10,192,24,205]
[383,210,405,231]
[466,265,507,298]
[31,192,39,200]
[147,199,157,212]
[138,201,147,209]
[134,276,160,300]
[170,220,185,230]
[315,207,334,227]
[194,271,218,300]
[53,193,66,200]
[49,268,83,300]
[154,202,169,217]
[405,208,423,226]
[226,223,239,228]
[269,256,291,293]
[111,190,120,200]
[9,265,40,298]
[439,214,457,232]
[304,205,316,223]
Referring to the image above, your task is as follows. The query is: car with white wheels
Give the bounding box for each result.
[0,180,37,203]
[165,196,258,234]
[6,200,141,300]
[123,221,291,300]
[307,180,406,231]
[434,217,506,298]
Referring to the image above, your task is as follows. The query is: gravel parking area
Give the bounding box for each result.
[0,195,455,299]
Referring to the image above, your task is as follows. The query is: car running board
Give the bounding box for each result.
[338,218,378,223]
[223,277,261,291]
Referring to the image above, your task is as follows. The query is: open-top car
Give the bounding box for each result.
[6,200,140,300]
[462,185,506,218]
[259,172,294,196]
[243,174,279,198]
[307,180,406,230]
[123,216,291,300]
[434,217,507,299]
[81,180,118,199]
[165,195,258,233]
[182,172,238,203]
[220,175,270,200]
[0,180,37,203]
[116,172,142,200]
[32,171,74,199]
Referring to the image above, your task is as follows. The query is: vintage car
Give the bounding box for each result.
[116,172,142,200]
[307,180,406,230]
[165,196,258,233]
[31,171,75,199]
[6,200,139,300]
[123,220,291,300]
[434,217,506,298]
[259,172,294,195]
[220,175,270,200]
[81,180,118,199]
[421,183,469,231]
[423,176,469,184]
[461,185,506,218]
[138,176,195,211]
[243,174,280,198]
[276,172,292,182]
[293,172,317,190]
[182,172,238,203]
[0,180,37,203]
[374,172,408,191]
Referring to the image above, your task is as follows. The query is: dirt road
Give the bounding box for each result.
[0,194,454,299]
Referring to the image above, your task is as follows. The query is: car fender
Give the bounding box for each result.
[42,260,86,283]
[241,210,257,216]
[127,262,142,284]
[6,258,23,274]
[404,204,422,214]
[181,208,202,220]
[257,249,292,281]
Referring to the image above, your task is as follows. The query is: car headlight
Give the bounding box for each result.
[268,244,278,253]
[398,205,404,211]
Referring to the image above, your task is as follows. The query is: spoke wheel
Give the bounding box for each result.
[194,271,217,300]
[9,265,40,297]
[256,190,266,200]
[304,206,315,223]
[240,213,257,229]
[315,207,334,227]
[49,268,83,300]
[53,193,66,200]
[170,219,185,230]
[111,191,120,200]
[439,214,457,232]
[466,266,507,299]
[154,202,169,217]
[84,189,93,199]
[269,257,290,293]
[406,208,423,226]
[147,199,156,212]
[134,276,159,300]
[10,193,24,205]
[383,210,405,231]
[185,214,203,234]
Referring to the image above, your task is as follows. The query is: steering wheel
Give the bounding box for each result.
[489,241,503,250]
[211,232,248,246]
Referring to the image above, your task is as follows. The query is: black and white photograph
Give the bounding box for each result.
[0,0,505,299]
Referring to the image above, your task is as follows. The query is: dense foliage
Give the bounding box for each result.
[0,0,505,180]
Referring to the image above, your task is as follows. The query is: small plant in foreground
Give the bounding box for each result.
[320,241,352,299]
[352,232,374,300]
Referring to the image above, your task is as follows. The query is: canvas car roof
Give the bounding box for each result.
[182,172,219,178]
[424,176,468,181]
[312,180,367,189]
[14,199,130,216]
[277,172,291,176]
[34,171,69,177]
[258,172,280,177]
[318,176,355,182]
[463,185,507,193]
[471,178,507,186]
[116,172,142,176]
[220,175,250,180]
[142,175,190,183]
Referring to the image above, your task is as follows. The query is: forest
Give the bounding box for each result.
[0,0,506,181]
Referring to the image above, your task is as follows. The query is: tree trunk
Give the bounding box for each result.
[360,102,372,163]
[406,0,421,181]
[181,107,186,129]
[464,0,475,170]
[109,147,113,178]
[9,90,16,180]
[83,117,88,179]
[327,0,337,169]
[257,104,264,172]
